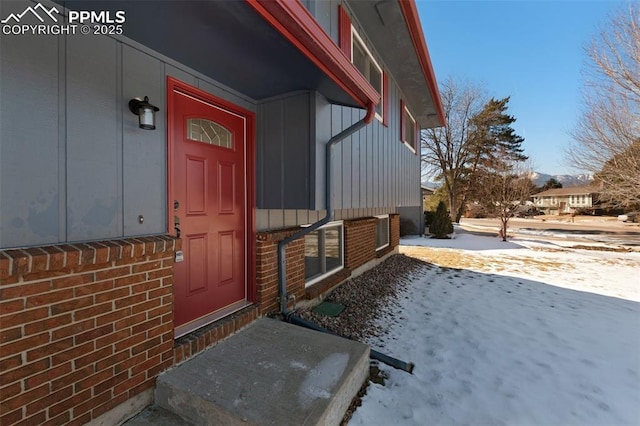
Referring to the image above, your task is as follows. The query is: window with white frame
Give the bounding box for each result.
[375,215,390,250]
[304,221,344,286]
[402,105,417,153]
[351,27,383,120]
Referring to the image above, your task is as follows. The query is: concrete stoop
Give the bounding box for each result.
[130,318,370,426]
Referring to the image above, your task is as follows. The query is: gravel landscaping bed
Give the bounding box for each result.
[294,254,431,424]
[295,254,430,341]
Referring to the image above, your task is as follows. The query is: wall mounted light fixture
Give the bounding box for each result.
[128,96,159,130]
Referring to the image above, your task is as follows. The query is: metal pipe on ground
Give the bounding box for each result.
[275,100,414,374]
[287,313,414,374]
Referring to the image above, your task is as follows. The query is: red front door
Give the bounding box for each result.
[169,83,248,335]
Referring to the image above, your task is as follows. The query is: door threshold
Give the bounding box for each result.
[174,300,252,339]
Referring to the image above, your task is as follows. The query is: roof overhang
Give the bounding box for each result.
[346,0,445,128]
[56,0,379,110]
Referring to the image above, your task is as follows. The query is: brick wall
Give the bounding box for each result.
[390,214,400,248]
[0,236,177,426]
[344,218,377,270]
[255,228,305,316]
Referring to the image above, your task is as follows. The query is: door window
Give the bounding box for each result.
[187,118,233,149]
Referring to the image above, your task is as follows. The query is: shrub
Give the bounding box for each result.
[429,201,454,238]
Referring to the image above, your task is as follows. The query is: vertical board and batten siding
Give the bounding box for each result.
[0,0,256,249]
[255,0,421,230]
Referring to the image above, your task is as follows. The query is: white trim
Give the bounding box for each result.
[374,214,390,251]
[402,105,417,153]
[351,25,384,122]
[303,220,344,287]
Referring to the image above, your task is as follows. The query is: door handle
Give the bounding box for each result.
[174,215,181,238]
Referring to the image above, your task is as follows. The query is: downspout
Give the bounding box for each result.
[277,101,375,316]
[276,101,415,374]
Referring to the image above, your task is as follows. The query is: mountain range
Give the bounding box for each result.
[528,172,594,188]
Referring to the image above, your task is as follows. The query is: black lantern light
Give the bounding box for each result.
[129,96,159,130]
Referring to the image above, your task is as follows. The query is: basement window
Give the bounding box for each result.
[375,215,390,250]
[304,221,344,286]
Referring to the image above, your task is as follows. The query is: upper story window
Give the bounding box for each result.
[351,28,383,121]
[400,101,417,154]
[339,5,386,124]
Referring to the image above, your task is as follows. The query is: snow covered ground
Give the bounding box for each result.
[349,231,640,426]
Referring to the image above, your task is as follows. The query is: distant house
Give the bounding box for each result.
[421,184,436,209]
[531,186,601,214]
[0,0,444,424]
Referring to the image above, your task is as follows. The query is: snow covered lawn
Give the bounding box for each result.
[349,232,640,426]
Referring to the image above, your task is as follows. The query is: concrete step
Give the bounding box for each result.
[151,318,369,426]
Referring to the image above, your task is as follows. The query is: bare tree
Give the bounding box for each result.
[476,158,534,242]
[421,77,486,222]
[568,3,640,209]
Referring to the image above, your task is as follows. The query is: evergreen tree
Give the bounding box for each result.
[429,201,454,239]
[541,178,563,191]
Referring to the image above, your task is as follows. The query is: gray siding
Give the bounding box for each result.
[0,0,256,249]
[257,0,422,231]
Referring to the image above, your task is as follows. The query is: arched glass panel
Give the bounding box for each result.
[187,118,233,149]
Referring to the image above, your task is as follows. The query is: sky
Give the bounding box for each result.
[417,0,626,176]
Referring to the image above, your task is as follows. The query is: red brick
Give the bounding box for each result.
[92,391,129,419]
[0,382,49,412]
[74,280,113,297]
[48,388,91,417]
[26,337,75,363]
[0,326,22,344]
[95,328,131,349]
[0,332,49,358]
[132,261,162,274]
[72,389,110,418]
[131,298,161,316]
[74,345,113,369]
[51,274,91,290]
[114,293,146,309]
[50,365,93,391]
[0,382,21,401]
[94,350,129,372]
[51,295,93,315]
[67,412,91,426]
[4,249,30,275]
[148,268,172,280]
[96,307,131,326]
[42,411,71,426]
[52,318,95,340]
[73,368,112,393]
[113,372,145,396]
[13,411,47,426]
[114,312,146,331]
[26,288,74,308]
[94,266,131,281]
[0,407,22,426]
[95,287,130,304]
[24,361,72,390]
[0,354,22,372]
[74,302,113,321]
[26,384,73,416]
[0,280,51,300]
[51,341,94,366]
[94,370,129,396]
[114,352,146,375]
[114,274,145,287]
